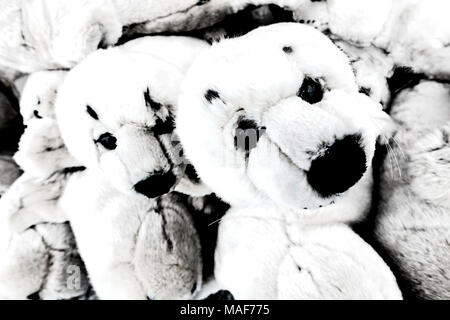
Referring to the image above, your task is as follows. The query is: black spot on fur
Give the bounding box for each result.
[191,282,197,294]
[44,144,64,152]
[152,116,175,136]
[385,67,426,113]
[237,118,258,131]
[33,110,42,119]
[298,77,324,104]
[144,87,162,111]
[185,164,201,184]
[61,166,86,175]
[95,132,117,150]
[359,87,372,96]
[47,166,86,181]
[86,105,99,120]
[158,210,173,252]
[155,135,175,171]
[204,290,235,300]
[152,197,175,253]
[37,98,41,105]
[283,46,293,54]
[442,129,450,144]
[307,134,366,197]
[204,89,220,103]
[268,4,294,22]
[26,291,41,300]
[197,0,210,5]
[97,36,109,50]
[191,4,295,42]
[387,67,424,96]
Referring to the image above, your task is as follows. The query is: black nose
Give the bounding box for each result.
[134,172,176,198]
[307,134,367,197]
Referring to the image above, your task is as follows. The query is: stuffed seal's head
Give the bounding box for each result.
[56,49,187,198]
[19,71,67,123]
[177,23,392,210]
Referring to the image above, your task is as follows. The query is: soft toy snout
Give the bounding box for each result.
[95,120,183,198]
[306,133,367,198]
[134,171,177,199]
[254,90,388,207]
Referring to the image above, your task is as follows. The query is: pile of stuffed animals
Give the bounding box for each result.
[0,0,449,300]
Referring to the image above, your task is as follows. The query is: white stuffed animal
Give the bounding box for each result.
[14,71,80,178]
[0,221,89,300]
[375,81,450,299]
[0,71,90,300]
[0,0,249,72]
[177,23,402,299]
[3,71,82,230]
[25,36,208,299]
[2,0,449,80]
[294,0,450,79]
[0,0,121,72]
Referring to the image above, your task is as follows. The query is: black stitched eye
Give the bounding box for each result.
[297,77,323,104]
[96,132,117,150]
[86,105,99,120]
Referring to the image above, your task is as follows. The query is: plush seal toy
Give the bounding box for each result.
[177,23,402,299]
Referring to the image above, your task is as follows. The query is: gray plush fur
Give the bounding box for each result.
[375,81,450,299]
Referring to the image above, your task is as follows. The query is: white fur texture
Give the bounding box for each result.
[0,222,89,300]
[1,173,70,233]
[178,23,391,211]
[52,36,209,299]
[0,0,122,71]
[0,70,89,300]
[375,81,450,299]
[56,36,208,195]
[215,208,401,299]
[0,0,265,72]
[295,0,450,78]
[60,171,202,299]
[2,0,449,80]
[14,71,80,178]
[177,23,401,299]
[335,41,394,107]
